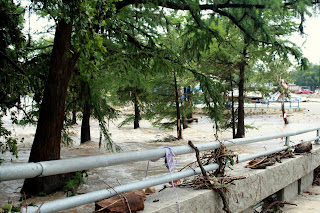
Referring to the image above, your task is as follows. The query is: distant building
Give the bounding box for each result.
[288,83,299,92]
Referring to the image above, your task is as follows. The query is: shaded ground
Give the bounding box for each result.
[282,185,320,213]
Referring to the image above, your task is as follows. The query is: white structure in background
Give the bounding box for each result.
[266,92,306,102]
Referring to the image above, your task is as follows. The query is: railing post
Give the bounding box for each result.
[285,136,290,146]
[316,129,320,145]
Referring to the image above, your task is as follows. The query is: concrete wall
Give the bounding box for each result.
[141,146,320,213]
[244,107,300,115]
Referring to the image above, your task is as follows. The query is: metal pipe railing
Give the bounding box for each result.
[1,126,320,182]
[21,145,296,213]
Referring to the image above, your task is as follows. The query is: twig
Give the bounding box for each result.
[100,181,128,212]
[116,179,132,213]
[188,140,207,177]
[261,201,297,213]
[178,161,197,172]
[14,104,34,124]
[23,192,28,213]
[95,198,124,212]
[35,203,44,213]
[245,156,267,168]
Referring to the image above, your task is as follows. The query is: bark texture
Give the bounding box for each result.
[81,100,91,143]
[134,99,140,129]
[235,42,247,138]
[21,20,79,195]
[174,72,182,139]
[235,61,245,138]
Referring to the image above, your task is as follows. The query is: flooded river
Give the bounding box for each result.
[1,98,320,212]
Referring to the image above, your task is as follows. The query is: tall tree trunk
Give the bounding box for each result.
[72,110,77,124]
[81,99,91,143]
[174,72,182,139]
[182,87,188,129]
[81,82,91,143]
[134,98,140,129]
[235,61,246,138]
[21,20,79,195]
[230,74,236,139]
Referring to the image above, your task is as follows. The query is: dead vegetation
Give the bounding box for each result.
[245,149,294,169]
[177,140,245,213]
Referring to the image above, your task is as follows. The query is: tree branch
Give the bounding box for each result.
[0,50,25,75]
[116,0,320,12]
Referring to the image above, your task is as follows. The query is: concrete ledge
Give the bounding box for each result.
[244,107,301,115]
[141,145,320,213]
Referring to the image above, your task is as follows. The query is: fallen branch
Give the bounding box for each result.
[188,140,231,213]
[260,201,297,213]
[188,141,207,177]
[245,149,294,169]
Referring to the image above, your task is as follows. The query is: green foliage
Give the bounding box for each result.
[61,127,74,147]
[0,0,25,110]
[2,0,318,161]
[0,114,25,164]
[144,68,198,131]
[63,171,86,196]
[291,63,320,89]
[0,1,25,160]
[0,203,20,213]
[194,72,225,130]
[248,59,292,97]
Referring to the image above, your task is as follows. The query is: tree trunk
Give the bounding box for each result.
[134,98,140,129]
[235,61,245,138]
[72,110,77,124]
[182,87,188,129]
[174,72,182,139]
[81,99,91,143]
[230,74,236,139]
[21,20,79,196]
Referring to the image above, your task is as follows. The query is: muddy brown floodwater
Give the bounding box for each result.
[1,97,320,212]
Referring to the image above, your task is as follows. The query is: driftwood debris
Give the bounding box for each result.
[245,149,294,169]
[95,190,146,213]
[294,141,312,153]
[185,140,245,213]
[313,165,320,185]
[186,118,198,123]
[260,195,297,213]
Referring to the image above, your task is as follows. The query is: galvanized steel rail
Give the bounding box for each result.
[1,127,320,182]
[0,126,319,213]
[21,146,291,213]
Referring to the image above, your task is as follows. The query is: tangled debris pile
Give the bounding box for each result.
[258,195,297,213]
[245,149,294,169]
[177,140,245,213]
[245,141,312,170]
